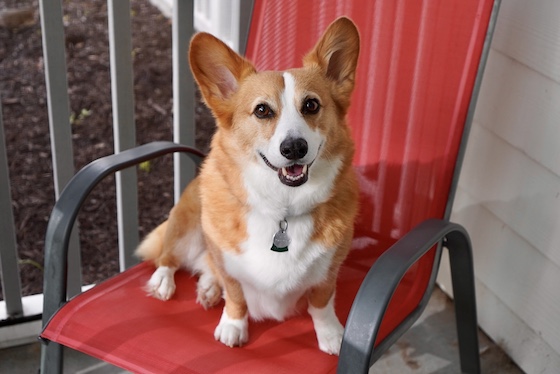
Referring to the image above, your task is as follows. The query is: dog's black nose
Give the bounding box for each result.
[280,137,308,160]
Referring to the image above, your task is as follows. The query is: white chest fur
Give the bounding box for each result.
[222,211,334,321]
[223,142,343,321]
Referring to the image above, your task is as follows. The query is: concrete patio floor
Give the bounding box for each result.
[0,287,522,373]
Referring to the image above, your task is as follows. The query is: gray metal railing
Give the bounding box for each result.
[0,103,24,320]
[0,0,195,334]
[108,0,141,270]
[39,0,83,300]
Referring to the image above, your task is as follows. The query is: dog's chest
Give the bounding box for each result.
[222,211,334,320]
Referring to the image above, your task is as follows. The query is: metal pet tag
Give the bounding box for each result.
[271,219,290,252]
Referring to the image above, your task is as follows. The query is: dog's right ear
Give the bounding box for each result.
[189,33,256,112]
[303,17,360,112]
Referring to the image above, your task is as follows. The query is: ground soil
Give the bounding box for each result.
[0,0,215,299]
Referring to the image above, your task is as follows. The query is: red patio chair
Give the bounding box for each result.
[40,0,501,373]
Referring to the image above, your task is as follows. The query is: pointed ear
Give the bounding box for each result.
[304,17,360,97]
[189,33,256,110]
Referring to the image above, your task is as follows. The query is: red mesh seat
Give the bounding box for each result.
[40,0,499,373]
[42,246,385,373]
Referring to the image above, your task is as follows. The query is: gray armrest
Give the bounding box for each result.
[42,141,204,327]
[338,219,474,373]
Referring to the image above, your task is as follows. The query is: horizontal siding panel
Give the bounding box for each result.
[442,190,560,373]
[457,124,560,268]
[474,50,560,177]
[474,279,560,374]
[492,0,560,83]
[450,192,560,357]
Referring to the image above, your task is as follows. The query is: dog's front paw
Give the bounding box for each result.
[145,266,176,301]
[214,309,249,347]
[315,320,344,355]
[308,297,344,355]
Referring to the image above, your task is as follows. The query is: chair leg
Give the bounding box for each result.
[446,230,481,374]
[40,341,63,374]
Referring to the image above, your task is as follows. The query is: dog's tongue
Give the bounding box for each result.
[286,164,305,176]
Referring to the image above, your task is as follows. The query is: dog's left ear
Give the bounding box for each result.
[189,33,256,115]
[304,17,360,100]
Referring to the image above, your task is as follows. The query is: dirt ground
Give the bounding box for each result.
[0,0,215,299]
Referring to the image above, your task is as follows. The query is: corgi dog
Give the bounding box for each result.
[136,17,359,355]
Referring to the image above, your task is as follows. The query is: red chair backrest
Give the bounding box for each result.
[246,0,494,344]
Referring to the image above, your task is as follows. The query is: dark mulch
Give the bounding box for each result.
[0,0,215,299]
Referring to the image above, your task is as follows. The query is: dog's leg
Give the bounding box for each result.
[143,231,182,300]
[214,276,249,347]
[140,178,203,301]
[308,285,344,355]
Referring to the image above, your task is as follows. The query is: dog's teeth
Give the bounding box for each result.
[286,173,303,181]
[282,167,288,176]
[303,164,308,174]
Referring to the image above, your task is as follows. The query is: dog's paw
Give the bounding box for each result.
[214,310,249,347]
[308,297,344,355]
[145,266,176,301]
[315,320,344,355]
[196,273,222,309]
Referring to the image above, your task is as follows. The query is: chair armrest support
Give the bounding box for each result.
[338,219,473,373]
[42,141,204,327]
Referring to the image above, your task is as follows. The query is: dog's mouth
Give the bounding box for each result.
[259,153,310,187]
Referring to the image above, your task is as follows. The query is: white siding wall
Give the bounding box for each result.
[438,1,560,373]
[193,0,241,52]
[150,0,242,52]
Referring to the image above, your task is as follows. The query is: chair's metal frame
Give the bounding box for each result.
[40,1,501,373]
[40,142,204,373]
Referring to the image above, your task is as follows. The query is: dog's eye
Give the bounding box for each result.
[302,98,320,115]
[254,104,274,119]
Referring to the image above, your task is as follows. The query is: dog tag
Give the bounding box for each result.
[271,219,290,252]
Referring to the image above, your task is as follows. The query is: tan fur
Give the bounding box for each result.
[136,177,202,269]
[222,275,248,320]
[135,220,168,263]
[198,139,249,254]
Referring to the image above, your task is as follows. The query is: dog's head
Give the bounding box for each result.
[189,17,359,188]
